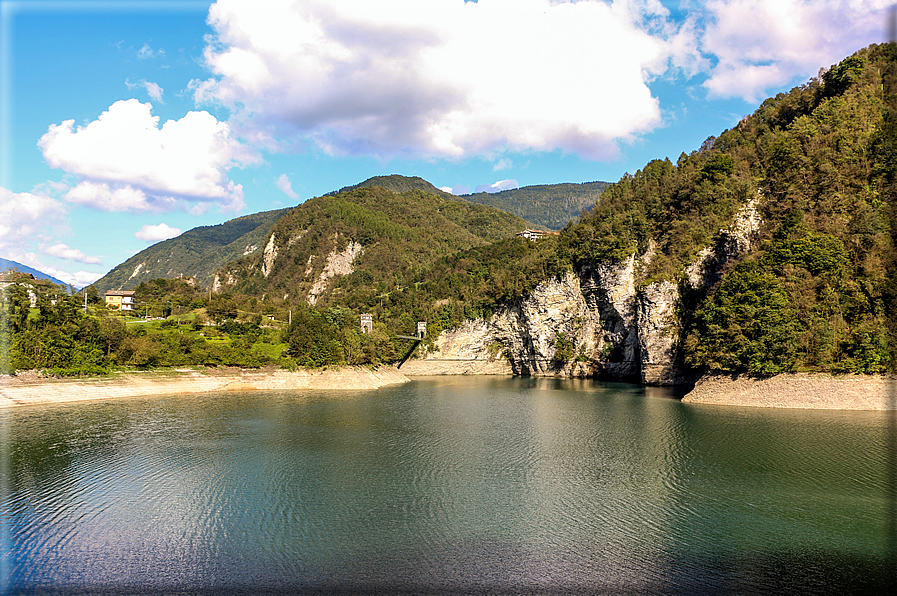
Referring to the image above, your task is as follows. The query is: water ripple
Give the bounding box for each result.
[3,384,892,594]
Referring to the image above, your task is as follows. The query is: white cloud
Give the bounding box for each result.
[493,158,513,172]
[0,188,101,287]
[189,0,889,160]
[126,79,165,102]
[0,187,67,258]
[698,0,892,102]
[439,186,454,194]
[137,43,164,59]
[39,99,258,213]
[145,81,164,102]
[135,223,182,243]
[194,0,671,160]
[275,173,300,200]
[475,179,519,194]
[68,270,105,287]
[44,243,103,265]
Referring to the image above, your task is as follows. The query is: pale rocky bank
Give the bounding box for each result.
[0,366,409,408]
[683,373,896,410]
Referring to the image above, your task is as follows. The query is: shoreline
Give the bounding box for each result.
[399,358,514,376]
[2,365,893,411]
[682,372,896,410]
[0,366,410,408]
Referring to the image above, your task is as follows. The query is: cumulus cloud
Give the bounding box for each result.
[39,99,258,213]
[275,174,300,200]
[193,0,673,160]
[699,0,893,102]
[0,188,101,287]
[188,0,889,161]
[0,187,67,257]
[44,243,103,265]
[135,223,182,243]
[475,179,519,194]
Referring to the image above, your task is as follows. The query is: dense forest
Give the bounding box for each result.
[3,45,895,378]
[328,174,606,230]
[461,181,608,230]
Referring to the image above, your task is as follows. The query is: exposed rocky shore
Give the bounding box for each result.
[400,359,513,375]
[0,366,409,408]
[683,373,896,410]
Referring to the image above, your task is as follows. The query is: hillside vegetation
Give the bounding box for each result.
[563,44,896,374]
[461,182,608,230]
[332,174,608,230]
[217,184,531,302]
[92,208,289,293]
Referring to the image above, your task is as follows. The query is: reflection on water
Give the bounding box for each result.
[2,376,893,594]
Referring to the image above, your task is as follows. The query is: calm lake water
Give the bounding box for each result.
[2,376,894,595]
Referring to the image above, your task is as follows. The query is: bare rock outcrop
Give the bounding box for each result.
[424,272,601,377]
[425,196,763,386]
[307,241,363,305]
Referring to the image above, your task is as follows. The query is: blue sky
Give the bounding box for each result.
[0,0,892,287]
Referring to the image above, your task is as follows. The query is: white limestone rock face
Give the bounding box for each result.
[578,255,642,380]
[428,320,496,360]
[685,196,762,290]
[262,234,278,278]
[637,281,681,385]
[306,241,363,306]
[494,272,602,376]
[425,272,602,377]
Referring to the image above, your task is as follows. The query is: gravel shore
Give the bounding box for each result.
[3,367,891,411]
[0,366,409,408]
[399,359,513,375]
[682,372,896,410]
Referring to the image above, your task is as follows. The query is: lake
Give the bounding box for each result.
[2,376,894,594]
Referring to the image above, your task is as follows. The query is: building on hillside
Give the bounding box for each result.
[1,271,53,306]
[516,229,560,241]
[104,290,136,311]
[0,272,16,291]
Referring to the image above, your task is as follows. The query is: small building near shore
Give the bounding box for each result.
[104,290,136,311]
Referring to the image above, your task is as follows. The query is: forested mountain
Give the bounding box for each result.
[90,174,603,296]
[334,174,608,230]
[92,208,290,293]
[214,184,531,305]
[461,181,608,230]
[326,174,455,199]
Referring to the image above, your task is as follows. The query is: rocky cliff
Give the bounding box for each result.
[423,197,762,386]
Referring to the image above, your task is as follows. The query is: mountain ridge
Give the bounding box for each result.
[0,258,68,287]
[91,175,609,293]
[91,207,290,293]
